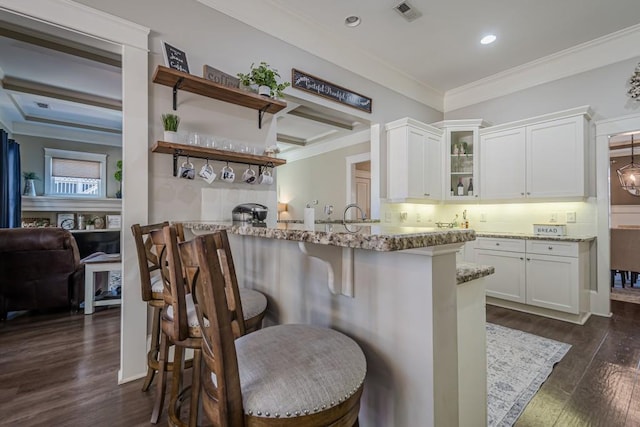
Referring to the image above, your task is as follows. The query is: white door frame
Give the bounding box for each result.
[593,112,640,317]
[0,0,150,383]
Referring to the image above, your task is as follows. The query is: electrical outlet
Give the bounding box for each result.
[550,212,558,223]
[416,213,422,222]
[566,212,576,223]
[400,211,408,222]
[480,213,487,222]
[385,212,392,222]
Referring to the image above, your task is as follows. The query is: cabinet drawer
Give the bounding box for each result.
[476,238,525,252]
[526,240,578,257]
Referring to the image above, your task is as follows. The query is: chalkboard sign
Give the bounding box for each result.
[292,69,372,113]
[161,41,189,74]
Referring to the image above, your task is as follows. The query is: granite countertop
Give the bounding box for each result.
[476,231,596,242]
[456,262,495,284]
[180,221,476,252]
[278,219,381,224]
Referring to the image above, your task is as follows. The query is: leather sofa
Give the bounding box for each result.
[0,228,84,319]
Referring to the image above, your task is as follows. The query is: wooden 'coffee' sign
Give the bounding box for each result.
[161,41,189,74]
[292,69,372,113]
[203,65,239,89]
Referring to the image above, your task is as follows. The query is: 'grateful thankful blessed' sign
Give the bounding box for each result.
[291,69,372,113]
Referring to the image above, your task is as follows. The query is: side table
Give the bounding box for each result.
[84,253,122,314]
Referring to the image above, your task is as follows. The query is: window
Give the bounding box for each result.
[44,148,107,198]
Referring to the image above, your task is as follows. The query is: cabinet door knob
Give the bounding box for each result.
[424,193,430,196]
[496,243,500,246]
[521,192,525,196]
[548,246,553,250]
[527,192,531,195]
[527,258,531,261]
[520,257,524,260]
[475,195,479,198]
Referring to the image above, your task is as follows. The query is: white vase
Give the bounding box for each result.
[258,85,271,97]
[164,130,179,143]
[23,179,36,197]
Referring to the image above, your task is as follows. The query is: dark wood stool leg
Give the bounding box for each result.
[169,345,186,427]
[188,349,202,427]
[143,305,162,391]
[622,271,628,287]
[611,270,616,288]
[151,330,170,424]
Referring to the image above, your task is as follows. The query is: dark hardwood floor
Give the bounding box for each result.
[0,308,158,427]
[2,301,640,426]
[488,300,640,427]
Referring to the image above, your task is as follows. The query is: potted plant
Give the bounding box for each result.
[114,160,122,199]
[85,217,95,230]
[162,113,181,143]
[237,62,290,98]
[22,171,39,197]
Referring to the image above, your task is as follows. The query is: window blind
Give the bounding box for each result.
[52,158,101,179]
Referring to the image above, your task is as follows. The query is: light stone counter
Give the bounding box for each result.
[476,231,596,242]
[181,220,476,251]
[456,262,495,284]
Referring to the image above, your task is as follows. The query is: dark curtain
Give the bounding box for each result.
[0,129,21,228]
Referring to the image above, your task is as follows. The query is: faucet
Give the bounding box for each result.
[343,203,366,223]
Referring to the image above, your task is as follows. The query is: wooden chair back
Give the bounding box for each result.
[150,226,189,342]
[131,222,169,301]
[169,230,246,426]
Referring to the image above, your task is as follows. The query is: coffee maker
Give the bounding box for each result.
[232,203,268,227]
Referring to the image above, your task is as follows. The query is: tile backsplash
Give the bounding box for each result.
[382,199,598,236]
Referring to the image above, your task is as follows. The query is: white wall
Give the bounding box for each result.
[278,141,370,219]
[445,57,640,123]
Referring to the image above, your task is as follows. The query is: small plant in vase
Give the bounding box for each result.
[22,171,40,197]
[237,62,290,98]
[162,113,180,143]
[114,160,122,199]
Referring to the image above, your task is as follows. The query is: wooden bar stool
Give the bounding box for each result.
[151,226,268,426]
[172,229,367,427]
[131,222,172,392]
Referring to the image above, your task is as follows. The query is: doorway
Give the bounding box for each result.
[608,131,640,302]
[346,153,371,220]
[0,0,150,383]
[595,113,640,316]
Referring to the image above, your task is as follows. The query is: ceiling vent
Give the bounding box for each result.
[394,1,422,22]
[35,102,50,109]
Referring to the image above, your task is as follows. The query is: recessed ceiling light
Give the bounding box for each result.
[480,34,497,45]
[345,16,361,27]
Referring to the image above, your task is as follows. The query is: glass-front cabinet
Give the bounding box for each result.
[435,119,489,201]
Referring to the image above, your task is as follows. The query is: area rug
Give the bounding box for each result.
[611,287,640,305]
[487,323,571,427]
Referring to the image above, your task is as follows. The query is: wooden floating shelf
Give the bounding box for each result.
[152,141,286,176]
[152,65,286,115]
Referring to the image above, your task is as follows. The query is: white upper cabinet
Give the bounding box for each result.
[479,127,526,199]
[479,106,591,200]
[386,118,443,201]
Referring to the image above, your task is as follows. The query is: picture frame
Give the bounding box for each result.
[161,40,190,74]
[106,215,122,229]
[57,213,76,230]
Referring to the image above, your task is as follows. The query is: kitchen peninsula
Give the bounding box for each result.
[180,221,493,427]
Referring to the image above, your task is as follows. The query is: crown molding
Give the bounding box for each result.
[196,0,443,111]
[12,121,121,146]
[445,24,640,112]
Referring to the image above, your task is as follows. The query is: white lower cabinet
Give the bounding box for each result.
[477,237,590,319]
[477,249,526,303]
